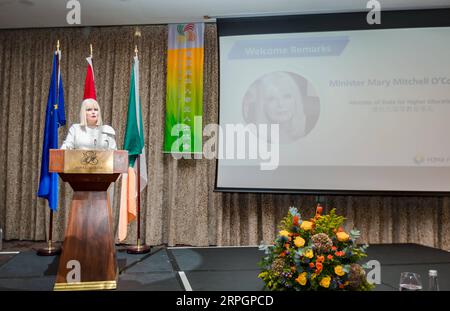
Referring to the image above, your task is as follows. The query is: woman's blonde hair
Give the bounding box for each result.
[243,72,306,138]
[80,98,103,126]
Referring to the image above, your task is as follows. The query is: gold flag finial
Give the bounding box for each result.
[134,27,141,38]
[90,44,93,58]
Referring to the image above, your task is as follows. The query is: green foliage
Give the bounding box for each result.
[279,211,294,230]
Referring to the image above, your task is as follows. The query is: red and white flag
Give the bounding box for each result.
[83,56,96,100]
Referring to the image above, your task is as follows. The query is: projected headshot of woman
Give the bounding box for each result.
[242,71,319,144]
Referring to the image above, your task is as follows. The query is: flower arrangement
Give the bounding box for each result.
[258,205,374,291]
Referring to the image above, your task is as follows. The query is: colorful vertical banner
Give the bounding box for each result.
[164,23,204,154]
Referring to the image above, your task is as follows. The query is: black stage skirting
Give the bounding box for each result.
[0,243,449,291]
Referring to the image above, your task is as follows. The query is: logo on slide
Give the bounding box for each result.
[413,154,425,165]
[242,71,320,144]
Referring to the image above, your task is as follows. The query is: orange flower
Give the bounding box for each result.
[309,262,315,268]
[291,266,296,272]
[319,276,331,288]
[316,262,323,270]
[339,284,345,289]
[331,246,337,251]
[284,243,290,249]
[295,272,308,286]
[335,251,345,257]
[327,255,333,260]
[304,249,314,258]
[315,204,323,216]
[334,265,345,276]
[293,215,299,226]
[294,236,305,248]
[280,252,286,258]
[317,255,325,263]
[279,230,290,237]
[301,221,313,231]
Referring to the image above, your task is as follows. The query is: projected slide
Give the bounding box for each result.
[217,27,450,192]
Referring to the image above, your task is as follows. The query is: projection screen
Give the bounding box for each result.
[215,10,450,194]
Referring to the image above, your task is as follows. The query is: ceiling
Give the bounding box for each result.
[0,0,449,29]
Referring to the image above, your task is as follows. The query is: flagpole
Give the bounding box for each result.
[137,156,141,243]
[127,46,150,254]
[37,208,61,256]
[37,41,63,257]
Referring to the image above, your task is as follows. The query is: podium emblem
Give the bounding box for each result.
[63,150,114,173]
[81,151,99,165]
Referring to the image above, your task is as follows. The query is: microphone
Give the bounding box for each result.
[94,138,97,149]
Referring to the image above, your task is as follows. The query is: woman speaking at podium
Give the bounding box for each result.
[54,98,121,290]
[60,98,117,210]
[61,98,117,150]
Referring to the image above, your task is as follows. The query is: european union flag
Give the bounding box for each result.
[37,52,66,211]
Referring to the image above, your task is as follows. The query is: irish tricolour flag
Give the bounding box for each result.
[119,55,148,241]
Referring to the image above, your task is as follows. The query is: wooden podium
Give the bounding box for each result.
[49,149,128,291]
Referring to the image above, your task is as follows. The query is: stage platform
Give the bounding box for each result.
[0,244,449,291]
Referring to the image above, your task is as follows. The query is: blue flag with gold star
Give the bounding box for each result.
[37,51,66,211]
